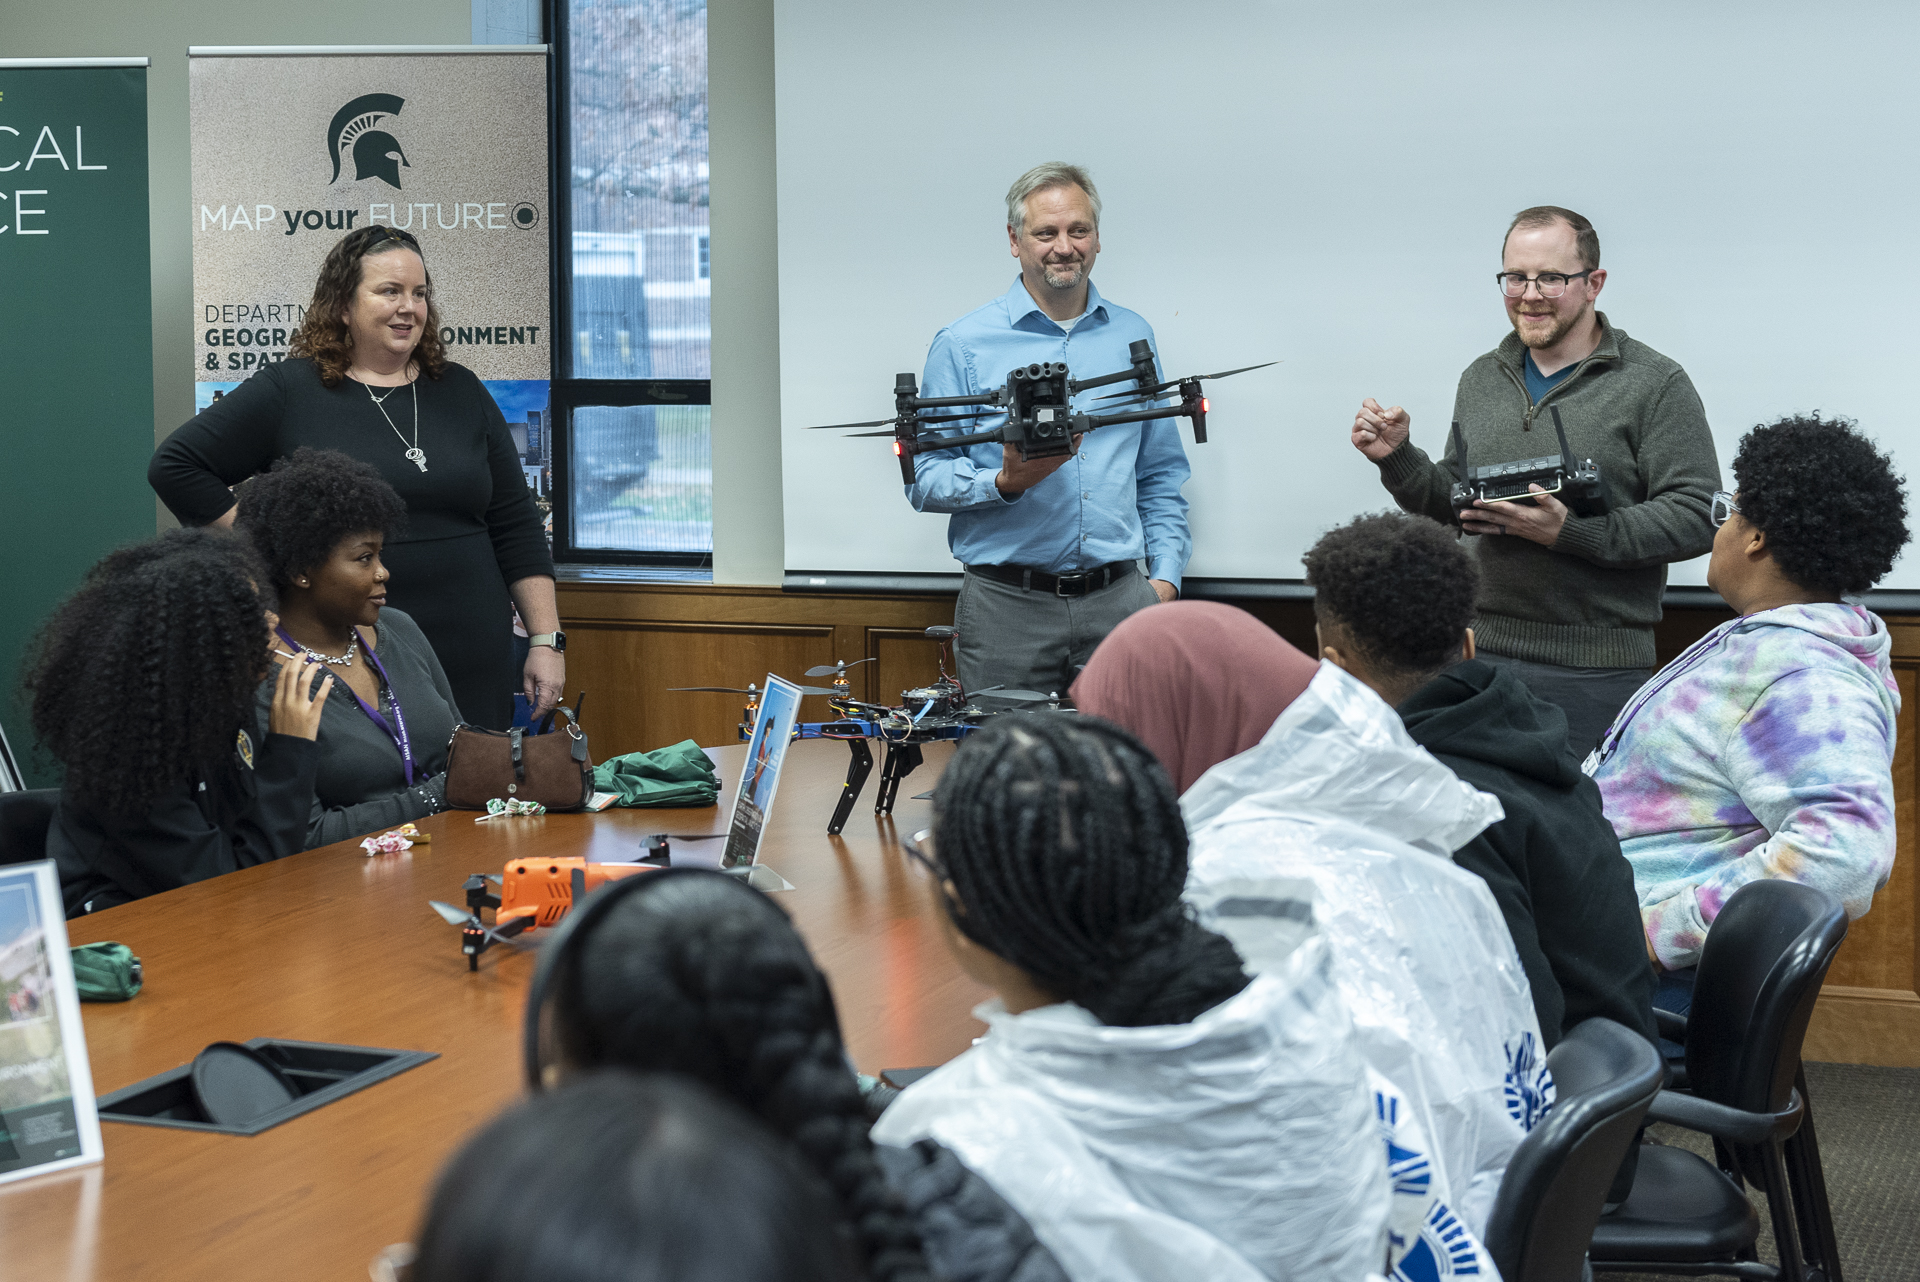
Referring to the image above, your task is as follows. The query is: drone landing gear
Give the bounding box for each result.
[828,740,874,836]
[875,743,923,817]
[826,739,925,835]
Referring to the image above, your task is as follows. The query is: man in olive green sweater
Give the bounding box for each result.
[1350,206,1720,753]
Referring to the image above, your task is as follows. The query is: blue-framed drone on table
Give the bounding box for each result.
[670,626,1063,835]
[804,340,1276,481]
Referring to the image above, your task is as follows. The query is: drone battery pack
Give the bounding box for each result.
[494,858,660,931]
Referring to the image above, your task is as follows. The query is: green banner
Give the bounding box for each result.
[0,62,152,785]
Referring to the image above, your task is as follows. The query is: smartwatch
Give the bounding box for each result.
[528,631,567,653]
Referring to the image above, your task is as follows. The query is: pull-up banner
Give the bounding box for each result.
[188,46,550,426]
[0,58,154,787]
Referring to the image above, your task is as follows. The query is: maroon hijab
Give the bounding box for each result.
[1070,601,1319,794]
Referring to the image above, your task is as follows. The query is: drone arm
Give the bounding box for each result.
[1067,339,1162,396]
[1072,403,1190,433]
[910,391,1006,409]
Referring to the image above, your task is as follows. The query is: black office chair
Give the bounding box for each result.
[1483,1017,1665,1282]
[1590,879,1848,1282]
[0,788,58,866]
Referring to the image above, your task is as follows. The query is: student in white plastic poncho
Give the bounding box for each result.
[873,716,1487,1282]
[1072,602,1553,1238]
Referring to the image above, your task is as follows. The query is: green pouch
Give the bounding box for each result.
[70,941,143,1001]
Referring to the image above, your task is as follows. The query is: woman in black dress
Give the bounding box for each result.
[150,226,562,730]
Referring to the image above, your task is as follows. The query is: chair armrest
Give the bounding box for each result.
[1654,1008,1688,1041]
[1645,1087,1802,1145]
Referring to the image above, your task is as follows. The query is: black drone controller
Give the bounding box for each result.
[1448,405,1608,518]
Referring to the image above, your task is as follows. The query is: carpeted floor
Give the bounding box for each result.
[1610,1060,1920,1282]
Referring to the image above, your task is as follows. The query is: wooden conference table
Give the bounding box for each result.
[0,738,983,1282]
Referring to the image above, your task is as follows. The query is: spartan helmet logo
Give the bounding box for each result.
[327,93,411,189]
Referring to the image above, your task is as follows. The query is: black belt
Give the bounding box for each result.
[967,561,1136,598]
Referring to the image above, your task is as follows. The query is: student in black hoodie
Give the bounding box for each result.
[1303,512,1655,1049]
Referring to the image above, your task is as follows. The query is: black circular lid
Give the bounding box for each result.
[190,1042,297,1127]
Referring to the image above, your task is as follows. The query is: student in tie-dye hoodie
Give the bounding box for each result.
[1587,414,1909,980]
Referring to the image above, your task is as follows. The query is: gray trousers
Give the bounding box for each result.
[954,567,1161,699]
[1477,652,1653,758]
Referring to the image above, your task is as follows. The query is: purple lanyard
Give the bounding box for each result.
[276,625,416,785]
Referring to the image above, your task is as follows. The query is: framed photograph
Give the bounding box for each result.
[720,675,803,873]
[0,861,103,1185]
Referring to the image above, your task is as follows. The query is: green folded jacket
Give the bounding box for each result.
[592,739,721,808]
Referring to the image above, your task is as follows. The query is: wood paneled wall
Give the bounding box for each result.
[559,582,1920,1066]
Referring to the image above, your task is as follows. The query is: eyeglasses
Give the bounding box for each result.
[1711,490,1743,527]
[1496,270,1595,299]
[902,828,944,879]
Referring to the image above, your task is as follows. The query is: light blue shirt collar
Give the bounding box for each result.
[1002,275,1109,334]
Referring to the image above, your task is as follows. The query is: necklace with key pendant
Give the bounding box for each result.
[366,374,426,472]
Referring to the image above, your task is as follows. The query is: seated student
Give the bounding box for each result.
[871,717,1402,1282]
[1070,602,1544,1234]
[525,866,1065,1282]
[32,530,331,914]
[1589,414,1909,1001]
[235,448,460,847]
[410,1070,863,1282]
[1302,511,1657,1051]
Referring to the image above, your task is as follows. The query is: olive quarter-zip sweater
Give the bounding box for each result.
[1377,313,1721,669]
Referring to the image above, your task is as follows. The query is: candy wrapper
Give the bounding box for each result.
[360,823,429,855]
[476,797,548,823]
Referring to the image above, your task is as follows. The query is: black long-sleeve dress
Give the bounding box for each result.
[150,358,554,730]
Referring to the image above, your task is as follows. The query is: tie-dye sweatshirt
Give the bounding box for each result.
[1584,603,1900,970]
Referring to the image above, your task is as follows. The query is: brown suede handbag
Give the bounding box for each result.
[443,707,594,812]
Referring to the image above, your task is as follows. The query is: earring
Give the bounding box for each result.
[296,577,308,587]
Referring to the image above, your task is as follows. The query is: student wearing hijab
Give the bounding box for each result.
[1071,601,1546,1234]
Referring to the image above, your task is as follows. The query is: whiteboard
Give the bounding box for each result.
[775,0,1918,591]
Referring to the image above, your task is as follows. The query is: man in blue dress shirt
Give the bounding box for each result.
[908,162,1193,696]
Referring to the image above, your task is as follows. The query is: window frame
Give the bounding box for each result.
[546,0,715,570]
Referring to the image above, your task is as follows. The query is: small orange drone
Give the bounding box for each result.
[428,834,723,970]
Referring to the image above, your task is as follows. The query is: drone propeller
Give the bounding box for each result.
[1093,360,1278,401]
[808,411,987,432]
[805,658,879,677]
[669,685,760,694]
[805,416,897,431]
[427,899,519,946]
[970,685,1054,703]
[795,685,840,697]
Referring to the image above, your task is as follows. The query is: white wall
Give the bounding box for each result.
[772,0,1920,590]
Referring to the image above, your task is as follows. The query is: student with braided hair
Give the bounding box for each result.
[871,716,1406,1282]
[525,868,1066,1282]
[410,1070,863,1282]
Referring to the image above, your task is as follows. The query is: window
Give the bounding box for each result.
[553,0,711,566]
